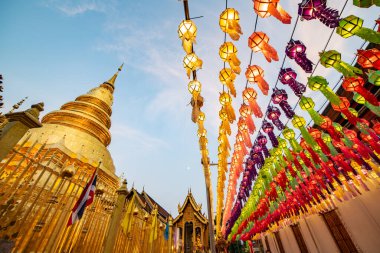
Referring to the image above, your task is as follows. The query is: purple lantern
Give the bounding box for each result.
[285,40,313,73]
[278,68,306,97]
[262,120,278,147]
[298,0,340,28]
[271,88,296,118]
[257,132,270,158]
[267,106,285,130]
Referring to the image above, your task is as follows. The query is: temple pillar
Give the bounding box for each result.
[102,180,128,253]
[0,103,43,161]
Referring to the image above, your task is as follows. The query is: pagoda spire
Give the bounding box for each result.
[42,65,123,147]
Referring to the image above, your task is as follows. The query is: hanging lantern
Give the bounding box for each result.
[298,0,340,28]
[292,115,317,147]
[245,65,270,95]
[267,106,285,130]
[219,107,232,136]
[342,77,379,106]
[278,68,306,97]
[238,119,253,147]
[188,80,201,101]
[262,120,278,147]
[340,108,358,120]
[353,0,380,8]
[220,92,236,123]
[320,50,363,77]
[283,127,302,152]
[353,93,380,117]
[219,8,243,41]
[243,88,263,118]
[331,97,359,125]
[183,53,203,78]
[368,70,380,86]
[307,76,341,105]
[219,68,237,97]
[271,88,295,118]
[178,20,197,54]
[285,40,313,73]
[319,116,343,142]
[219,42,241,74]
[240,104,256,134]
[299,96,324,125]
[337,15,380,44]
[248,32,279,62]
[257,132,270,158]
[357,48,380,70]
[253,0,291,24]
[197,111,206,132]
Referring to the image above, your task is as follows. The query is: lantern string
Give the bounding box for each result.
[245,15,259,89]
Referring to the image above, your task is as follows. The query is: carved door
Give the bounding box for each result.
[185,222,193,253]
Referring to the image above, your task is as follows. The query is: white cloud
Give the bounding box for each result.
[111,123,168,150]
[44,0,116,16]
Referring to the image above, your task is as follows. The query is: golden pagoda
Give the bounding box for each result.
[0,66,173,253]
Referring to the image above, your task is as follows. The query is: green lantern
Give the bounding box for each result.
[283,127,302,152]
[307,75,342,105]
[353,93,380,116]
[299,96,324,125]
[368,70,380,86]
[337,15,380,44]
[319,50,363,77]
[353,0,380,8]
[292,115,318,147]
[322,133,339,155]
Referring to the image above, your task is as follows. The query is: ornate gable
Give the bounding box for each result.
[173,190,208,225]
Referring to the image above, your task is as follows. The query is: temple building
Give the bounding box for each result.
[173,190,209,253]
[0,66,172,253]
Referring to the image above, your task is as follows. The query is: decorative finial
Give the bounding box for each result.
[103,64,124,90]
[8,97,28,114]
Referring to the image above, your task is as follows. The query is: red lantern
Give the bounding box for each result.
[357,48,380,70]
[245,65,269,95]
[243,88,263,118]
[342,77,379,106]
[253,0,291,24]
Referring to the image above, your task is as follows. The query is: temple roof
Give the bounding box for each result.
[173,190,208,225]
[127,188,170,221]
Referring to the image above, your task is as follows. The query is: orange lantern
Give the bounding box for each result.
[219,8,243,41]
[239,104,256,134]
[238,117,253,147]
[245,65,270,95]
[248,32,279,62]
[242,88,263,118]
[219,68,237,97]
[253,0,291,24]
[219,42,241,74]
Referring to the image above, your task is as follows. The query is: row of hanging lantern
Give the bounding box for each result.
[222,0,296,237]
[223,11,380,241]
[216,7,243,238]
[226,1,378,239]
[178,18,212,178]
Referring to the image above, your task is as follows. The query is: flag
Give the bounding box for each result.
[121,191,136,233]
[67,170,97,226]
[164,222,169,240]
[149,207,158,244]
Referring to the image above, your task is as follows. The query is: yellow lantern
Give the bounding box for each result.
[219,92,235,123]
[178,20,197,53]
[219,68,237,97]
[188,80,201,100]
[183,53,203,78]
[283,127,295,140]
[197,128,207,138]
[219,42,241,74]
[292,115,306,128]
[219,107,231,136]
[219,8,243,41]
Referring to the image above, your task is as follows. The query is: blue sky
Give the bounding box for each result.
[0,0,378,216]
